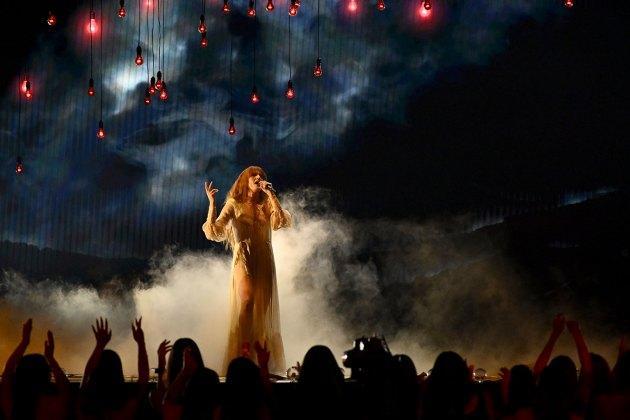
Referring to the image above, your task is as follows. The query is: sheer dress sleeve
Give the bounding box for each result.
[270,206,292,231]
[202,199,234,242]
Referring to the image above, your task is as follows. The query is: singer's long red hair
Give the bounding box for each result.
[226,166,269,206]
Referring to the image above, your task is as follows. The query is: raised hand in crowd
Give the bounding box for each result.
[2,320,70,420]
[164,347,200,406]
[533,313,566,378]
[255,341,270,376]
[44,330,70,393]
[151,339,173,410]
[499,366,511,405]
[82,317,112,387]
[1,319,33,419]
[132,317,150,387]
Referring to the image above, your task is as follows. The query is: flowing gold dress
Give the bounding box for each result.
[202,196,291,375]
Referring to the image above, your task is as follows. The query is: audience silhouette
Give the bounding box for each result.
[0,314,628,420]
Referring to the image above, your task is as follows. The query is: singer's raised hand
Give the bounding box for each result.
[204,181,219,202]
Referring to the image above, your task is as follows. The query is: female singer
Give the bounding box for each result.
[203,166,291,374]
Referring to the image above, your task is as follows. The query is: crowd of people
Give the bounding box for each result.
[0,314,628,420]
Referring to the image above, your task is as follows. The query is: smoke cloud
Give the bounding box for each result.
[0,188,622,377]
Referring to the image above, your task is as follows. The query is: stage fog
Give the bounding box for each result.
[0,189,622,376]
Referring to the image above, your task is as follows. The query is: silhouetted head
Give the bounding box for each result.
[92,349,124,387]
[15,354,51,390]
[537,355,578,419]
[392,354,418,386]
[508,364,535,410]
[223,357,266,419]
[299,345,344,387]
[422,351,471,419]
[167,338,204,385]
[590,353,612,396]
[430,351,469,387]
[14,354,53,419]
[614,350,630,391]
[226,356,263,388]
[82,349,128,414]
[181,367,220,420]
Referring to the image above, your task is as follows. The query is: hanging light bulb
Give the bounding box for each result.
[15,156,24,174]
[285,80,295,100]
[156,71,163,90]
[159,83,168,101]
[419,0,432,18]
[313,57,323,78]
[118,0,126,17]
[348,0,358,12]
[377,0,386,11]
[198,14,207,33]
[144,88,151,105]
[149,76,156,94]
[97,120,106,139]
[21,79,29,94]
[564,0,574,7]
[135,45,144,65]
[47,11,57,26]
[289,0,298,16]
[88,78,95,96]
[223,0,230,14]
[247,0,256,17]
[24,81,33,100]
[200,32,208,47]
[88,10,98,34]
[266,0,274,12]
[250,85,260,104]
[228,117,236,135]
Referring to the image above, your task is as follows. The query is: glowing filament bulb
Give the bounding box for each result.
[223,0,230,14]
[418,1,432,18]
[313,57,323,78]
[15,156,24,174]
[156,71,163,90]
[228,117,236,135]
[21,79,29,93]
[348,0,358,12]
[198,14,207,33]
[149,76,156,94]
[247,0,256,16]
[200,32,208,47]
[377,0,385,11]
[144,88,151,105]
[289,0,298,16]
[135,45,144,65]
[47,11,57,26]
[24,81,32,100]
[266,0,274,11]
[285,80,295,100]
[251,86,260,104]
[88,78,95,96]
[88,10,98,34]
[564,0,574,7]
[97,120,106,139]
[118,0,126,17]
[159,83,168,101]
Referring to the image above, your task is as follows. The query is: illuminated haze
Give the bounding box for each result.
[0,191,620,375]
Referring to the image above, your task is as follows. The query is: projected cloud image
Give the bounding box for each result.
[0,0,575,258]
